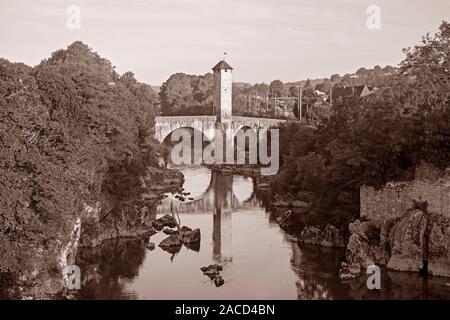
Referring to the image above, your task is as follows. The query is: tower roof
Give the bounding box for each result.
[212,60,233,71]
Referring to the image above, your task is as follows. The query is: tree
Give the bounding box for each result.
[330,73,341,83]
[159,73,213,116]
[0,41,161,291]
[269,79,284,97]
[272,21,450,227]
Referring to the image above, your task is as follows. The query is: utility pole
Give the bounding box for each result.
[330,83,333,107]
[306,103,309,123]
[298,85,303,123]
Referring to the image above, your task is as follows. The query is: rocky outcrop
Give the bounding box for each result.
[341,164,450,279]
[387,209,450,277]
[59,217,82,289]
[341,209,450,279]
[79,168,183,248]
[79,202,157,247]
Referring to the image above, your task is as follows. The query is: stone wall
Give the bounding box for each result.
[340,164,450,279]
[361,166,450,224]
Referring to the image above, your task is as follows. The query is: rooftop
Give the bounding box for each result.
[212,60,233,71]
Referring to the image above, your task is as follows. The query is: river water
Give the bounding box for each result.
[77,166,450,300]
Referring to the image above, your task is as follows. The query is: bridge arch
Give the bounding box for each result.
[155,115,217,143]
[161,126,212,145]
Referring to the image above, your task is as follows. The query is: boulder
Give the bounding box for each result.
[321,224,345,247]
[179,226,193,237]
[298,226,322,245]
[152,219,164,231]
[158,214,177,228]
[425,213,450,277]
[345,233,374,268]
[182,228,201,244]
[159,234,182,253]
[386,210,450,277]
[163,228,178,235]
[338,262,361,280]
[386,209,425,273]
[298,224,345,248]
[146,242,155,251]
[348,220,367,241]
[201,264,223,280]
[176,226,201,244]
[214,275,225,287]
[152,214,177,231]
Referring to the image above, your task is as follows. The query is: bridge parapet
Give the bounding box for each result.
[154,115,287,143]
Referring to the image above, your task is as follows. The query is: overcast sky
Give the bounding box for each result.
[0,0,448,85]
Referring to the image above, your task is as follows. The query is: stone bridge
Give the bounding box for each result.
[154,115,286,143]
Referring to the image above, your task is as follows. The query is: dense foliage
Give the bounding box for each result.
[0,42,158,280]
[272,21,450,225]
[158,64,395,119]
[159,72,213,115]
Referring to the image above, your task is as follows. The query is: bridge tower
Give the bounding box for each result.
[212,59,233,123]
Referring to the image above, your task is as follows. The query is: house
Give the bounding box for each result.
[331,84,372,100]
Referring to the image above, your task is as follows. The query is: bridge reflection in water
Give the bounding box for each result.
[157,166,260,263]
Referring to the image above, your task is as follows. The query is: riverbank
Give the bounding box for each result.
[0,42,183,299]
[268,163,450,281]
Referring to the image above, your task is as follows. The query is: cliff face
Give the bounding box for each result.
[341,164,450,279]
[79,168,183,248]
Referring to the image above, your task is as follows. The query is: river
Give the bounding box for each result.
[77,166,450,300]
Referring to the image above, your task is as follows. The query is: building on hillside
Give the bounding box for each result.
[314,83,332,101]
[330,84,372,101]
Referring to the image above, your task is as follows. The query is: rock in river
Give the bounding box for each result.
[201,264,224,286]
[163,228,178,235]
[298,224,345,248]
[159,234,182,253]
[152,214,177,231]
[179,226,201,244]
[214,275,225,287]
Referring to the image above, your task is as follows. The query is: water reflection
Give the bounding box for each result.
[212,173,233,263]
[77,238,147,299]
[158,167,260,264]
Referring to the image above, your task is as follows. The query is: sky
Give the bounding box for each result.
[0,0,449,85]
